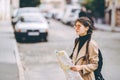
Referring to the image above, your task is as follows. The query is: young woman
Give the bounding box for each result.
[70,17,99,80]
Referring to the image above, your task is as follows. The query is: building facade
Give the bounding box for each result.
[40,0,80,15]
[0,0,19,22]
[40,0,66,13]
[105,0,120,27]
[0,0,11,22]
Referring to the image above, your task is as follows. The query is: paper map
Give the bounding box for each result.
[56,50,83,80]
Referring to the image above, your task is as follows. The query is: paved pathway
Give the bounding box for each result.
[0,23,24,80]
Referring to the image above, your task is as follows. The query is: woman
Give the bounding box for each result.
[70,17,99,80]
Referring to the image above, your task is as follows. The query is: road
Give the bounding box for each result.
[17,19,120,80]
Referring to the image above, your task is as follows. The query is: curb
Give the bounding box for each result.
[95,24,120,32]
[14,39,25,80]
[0,23,25,80]
[9,22,25,80]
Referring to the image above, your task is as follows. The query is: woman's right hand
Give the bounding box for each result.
[70,65,83,72]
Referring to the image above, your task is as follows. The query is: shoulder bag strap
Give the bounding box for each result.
[70,38,79,59]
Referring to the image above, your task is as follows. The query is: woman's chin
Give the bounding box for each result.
[76,33,79,35]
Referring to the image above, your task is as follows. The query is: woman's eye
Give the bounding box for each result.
[76,25,81,27]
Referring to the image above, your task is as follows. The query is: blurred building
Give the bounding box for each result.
[0,0,19,22]
[11,0,19,9]
[105,0,120,27]
[41,0,65,13]
[40,0,80,16]
[0,0,11,22]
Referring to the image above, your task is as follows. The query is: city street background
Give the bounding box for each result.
[17,19,120,80]
[0,0,120,80]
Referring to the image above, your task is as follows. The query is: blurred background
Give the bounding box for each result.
[0,0,120,27]
[0,0,120,80]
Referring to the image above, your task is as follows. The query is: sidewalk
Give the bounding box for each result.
[95,23,120,32]
[0,22,24,80]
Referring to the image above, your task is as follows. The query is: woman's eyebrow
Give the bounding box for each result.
[76,24,81,26]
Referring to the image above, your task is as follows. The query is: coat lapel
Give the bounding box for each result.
[75,41,87,63]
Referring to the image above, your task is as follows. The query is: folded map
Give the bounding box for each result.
[56,50,83,80]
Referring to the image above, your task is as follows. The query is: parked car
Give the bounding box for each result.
[11,8,18,19]
[61,5,80,25]
[69,9,80,26]
[14,13,49,42]
[54,11,64,21]
[12,7,40,26]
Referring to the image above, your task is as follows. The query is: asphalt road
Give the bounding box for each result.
[17,19,120,80]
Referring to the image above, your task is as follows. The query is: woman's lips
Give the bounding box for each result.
[76,30,79,33]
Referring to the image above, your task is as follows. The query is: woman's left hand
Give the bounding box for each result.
[70,65,83,72]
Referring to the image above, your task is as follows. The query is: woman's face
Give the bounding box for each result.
[74,21,89,36]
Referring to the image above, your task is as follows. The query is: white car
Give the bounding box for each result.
[62,9,80,24]
[54,11,64,21]
[61,5,81,25]
[69,9,80,26]
[12,7,40,26]
[14,13,49,42]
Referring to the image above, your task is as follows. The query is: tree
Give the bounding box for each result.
[20,0,41,7]
[83,0,105,18]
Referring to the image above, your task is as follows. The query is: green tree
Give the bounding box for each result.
[20,0,41,7]
[83,0,105,18]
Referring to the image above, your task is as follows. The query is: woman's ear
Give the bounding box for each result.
[86,26,89,31]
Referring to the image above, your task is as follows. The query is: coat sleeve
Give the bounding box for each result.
[82,40,99,75]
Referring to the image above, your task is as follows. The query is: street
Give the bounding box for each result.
[17,19,120,80]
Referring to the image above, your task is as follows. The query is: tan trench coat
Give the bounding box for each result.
[72,39,99,80]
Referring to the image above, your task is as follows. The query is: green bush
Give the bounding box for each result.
[20,0,40,7]
[83,0,105,18]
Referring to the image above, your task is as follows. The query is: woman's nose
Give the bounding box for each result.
[75,26,80,30]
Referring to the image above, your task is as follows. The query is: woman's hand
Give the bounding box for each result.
[70,65,83,72]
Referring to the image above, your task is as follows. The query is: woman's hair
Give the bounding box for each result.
[75,17,95,35]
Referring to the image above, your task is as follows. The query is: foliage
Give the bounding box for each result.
[83,0,105,18]
[20,0,41,7]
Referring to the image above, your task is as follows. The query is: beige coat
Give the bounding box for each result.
[72,39,99,80]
